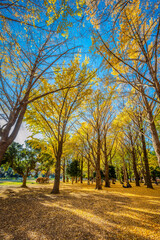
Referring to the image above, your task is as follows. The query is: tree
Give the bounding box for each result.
[92,0,160,166]
[0,0,90,164]
[66,160,81,183]
[0,26,81,164]
[25,56,93,193]
[3,141,38,187]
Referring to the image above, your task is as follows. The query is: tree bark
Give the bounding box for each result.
[96,167,102,189]
[142,93,160,167]
[104,161,110,187]
[0,104,27,164]
[80,157,83,183]
[131,148,140,186]
[104,137,110,187]
[51,142,62,194]
[123,157,129,185]
[140,119,153,188]
[95,130,102,190]
[21,175,27,188]
[87,158,90,185]
[130,133,140,186]
[63,158,65,183]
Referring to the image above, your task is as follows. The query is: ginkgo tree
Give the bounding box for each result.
[92,0,160,166]
[0,23,83,164]
[25,55,94,193]
[0,0,89,164]
[76,88,116,189]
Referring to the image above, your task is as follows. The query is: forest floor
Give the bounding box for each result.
[0,181,160,240]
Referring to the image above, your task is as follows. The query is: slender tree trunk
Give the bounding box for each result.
[21,175,27,188]
[80,157,83,183]
[104,161,110,187]
[130,133,140,186]
[128,162,132,182]
[131,148,140,186]
[72,177,74,184]
[95,131,102,190]
[140,156,147,184]
[104,136,110,187]
[123,157,129,185]
[140,121,153,188]
[63,158,65,183]
[88,158,90,185]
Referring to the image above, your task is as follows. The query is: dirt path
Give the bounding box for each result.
[0,182,160,240]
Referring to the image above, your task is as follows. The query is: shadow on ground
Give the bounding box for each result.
[0,183,160,240]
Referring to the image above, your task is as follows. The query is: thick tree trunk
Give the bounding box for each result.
[149,118,160,168]
[21,175,27,188]
[63,158,65,183]
[0,142,12,165]
[143,93,160,167]
[0,104,27,164]
[140,122,153,188]
[96,168,102,189]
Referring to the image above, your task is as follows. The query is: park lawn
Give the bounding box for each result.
[0,181,36,186]
[0,182,160,240]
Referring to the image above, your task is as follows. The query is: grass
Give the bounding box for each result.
[0,181,160,240]
[0,180,36,185]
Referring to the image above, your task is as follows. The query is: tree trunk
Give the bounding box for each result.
[103,135,110,187]
[21,175,27,188]
[95,131,102,190]
[51,143,62,194]
[149,114,160,167]
[96,168,102,189]
[131,148,140,186]
[140,121,153,188]
[0,104,27,164]
[123,157,129,185]
[104,159,110,187]
[128,162,132,182]
[88,158,90,185]
[130,133,140,186]
[142,93,160,167]
[80,157,83,183]
[63,158,65,183]
[72,177,74,184]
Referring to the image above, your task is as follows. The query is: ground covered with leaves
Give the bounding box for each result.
[0,181,160,240]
